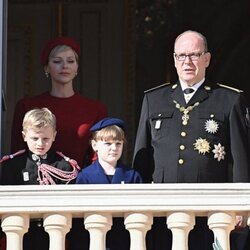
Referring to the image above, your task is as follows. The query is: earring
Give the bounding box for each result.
[75,72,78,76]
[45,72,49,78]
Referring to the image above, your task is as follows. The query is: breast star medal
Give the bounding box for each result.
[212,143,226,161]
[205,119,219,134]
[193,138,210,155]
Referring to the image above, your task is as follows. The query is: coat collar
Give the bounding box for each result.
[95,160,126,184]
[170,80,213,107]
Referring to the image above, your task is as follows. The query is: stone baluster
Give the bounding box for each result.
[84,213,112,250]
[208,212,235,250]
[167,212,195,250]
[1,214,29,250]
[248,213,250,228]
[124,212,153,250]
[43,213,72,250]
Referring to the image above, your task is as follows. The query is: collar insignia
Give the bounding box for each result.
[32,153,47,162]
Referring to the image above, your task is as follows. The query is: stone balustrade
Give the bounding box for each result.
[0,183,250,250]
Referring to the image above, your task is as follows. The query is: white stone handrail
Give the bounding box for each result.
[0,183,250,250]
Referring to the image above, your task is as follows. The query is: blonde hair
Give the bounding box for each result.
[48,45,79,63]
[22,107,56,133]
[92,125,126,142]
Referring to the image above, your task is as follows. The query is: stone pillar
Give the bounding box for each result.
[247,213,250,228]
[167,212,195,250]
[43,213,72,250]
[1,214,29,250]
[208,212,235,250]
[84,213,112,250]
[124,212,153,250]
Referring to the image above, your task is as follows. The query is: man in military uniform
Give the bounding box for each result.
[133,30,250,250]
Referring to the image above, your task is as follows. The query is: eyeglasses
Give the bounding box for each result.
[174,52,207,61]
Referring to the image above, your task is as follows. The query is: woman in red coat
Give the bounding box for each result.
[11,37,108,167]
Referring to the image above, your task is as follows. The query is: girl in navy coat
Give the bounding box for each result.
[76,117,142,184]
[76,117,142,250]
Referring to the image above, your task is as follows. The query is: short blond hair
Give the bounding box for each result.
[49,45,79,63]
[92,125,125,142]
[22,107,56,133]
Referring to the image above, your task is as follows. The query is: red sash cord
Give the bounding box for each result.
[37,151,80,185]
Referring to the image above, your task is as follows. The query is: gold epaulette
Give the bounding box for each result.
[217,83,243,93]
[144,82,171,93]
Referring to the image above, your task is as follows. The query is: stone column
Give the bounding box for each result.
[167,212,195,250]
[84,213,112,250]
[247,213,250,228]
[208,212,235,250]
[124,212,153,250]
[43,213,72,250]
[1,214,29,250]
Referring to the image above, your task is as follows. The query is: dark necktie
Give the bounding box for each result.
[183,88,195,94]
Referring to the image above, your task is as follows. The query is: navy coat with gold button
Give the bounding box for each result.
[133,81,250,183]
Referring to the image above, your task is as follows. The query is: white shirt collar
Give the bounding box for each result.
[180,78,205,103]
[180,78,205,92]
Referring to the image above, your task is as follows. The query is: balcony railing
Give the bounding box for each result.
[0,183,250,250]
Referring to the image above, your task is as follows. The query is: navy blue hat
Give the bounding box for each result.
[90,117,125,132]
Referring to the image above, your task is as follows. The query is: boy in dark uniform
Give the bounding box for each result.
[0,107,79,185]
[0,107,80,249]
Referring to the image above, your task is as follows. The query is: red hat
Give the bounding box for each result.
[40,37,80,65]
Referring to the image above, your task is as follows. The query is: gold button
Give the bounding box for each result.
[178,159,184,164]
[180,145,185,150]
[181,132,186,137]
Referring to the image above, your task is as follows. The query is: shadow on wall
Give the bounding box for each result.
[210,35,250,106]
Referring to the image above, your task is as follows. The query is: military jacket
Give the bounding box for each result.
[133,81,250,183]
[0,150,78,185]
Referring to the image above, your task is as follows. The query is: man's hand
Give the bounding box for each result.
[235,215,246,229]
